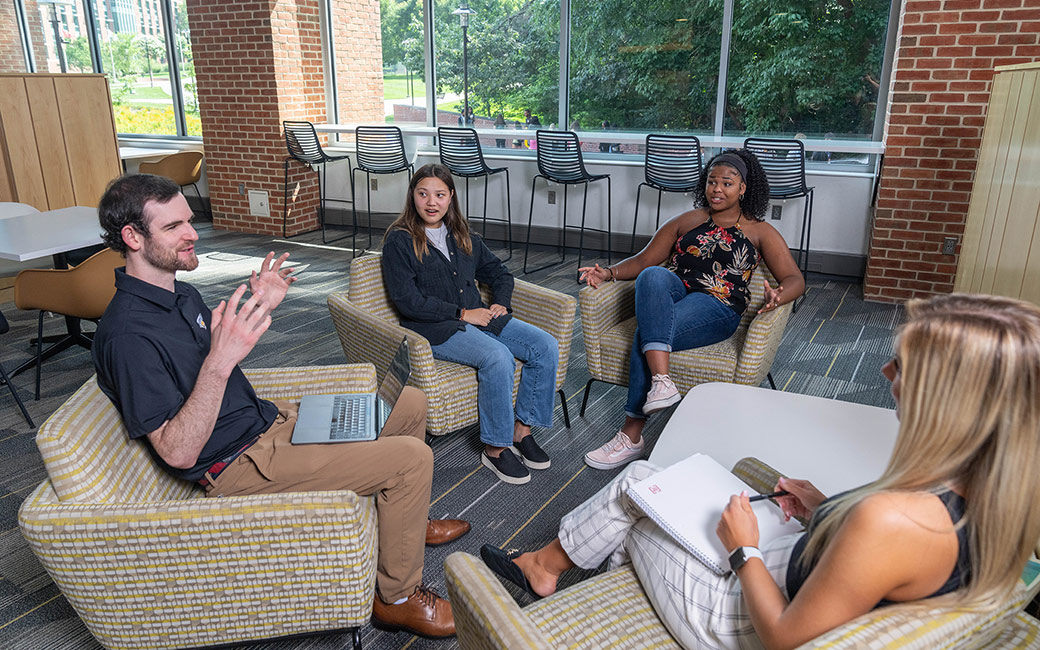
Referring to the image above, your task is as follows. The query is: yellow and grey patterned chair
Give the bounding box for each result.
[328,252,577,436]
[18,365,380,650]
[578,266,791,414]
[445,457,1040,650]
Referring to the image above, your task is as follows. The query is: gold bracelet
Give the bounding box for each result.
[460,308,466,321]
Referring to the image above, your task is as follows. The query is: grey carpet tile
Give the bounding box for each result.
[0,223,900,649]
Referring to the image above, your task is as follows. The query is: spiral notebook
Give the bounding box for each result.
[627,453,803,575]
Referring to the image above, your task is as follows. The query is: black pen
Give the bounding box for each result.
[748,490,789,502]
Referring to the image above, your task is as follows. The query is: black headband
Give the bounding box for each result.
[709,153,748,181]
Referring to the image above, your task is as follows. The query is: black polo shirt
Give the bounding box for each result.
[91,268,278,482]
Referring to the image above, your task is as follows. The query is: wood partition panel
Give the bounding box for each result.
[955,62,1040,305]
[0,73,120,211]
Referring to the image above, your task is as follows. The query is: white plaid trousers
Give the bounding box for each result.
[559,460,803,650]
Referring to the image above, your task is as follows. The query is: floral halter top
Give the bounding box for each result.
[667,215,760,315]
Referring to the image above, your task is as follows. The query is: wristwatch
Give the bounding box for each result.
[728,546,763,572]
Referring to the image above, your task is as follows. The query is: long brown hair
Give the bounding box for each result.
[385,164,472,259]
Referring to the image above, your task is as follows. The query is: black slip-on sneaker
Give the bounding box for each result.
[481,448,531,485]
[511,435,551,470]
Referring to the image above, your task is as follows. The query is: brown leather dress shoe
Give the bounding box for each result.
[371,584,455,639]
[425,518,471,546]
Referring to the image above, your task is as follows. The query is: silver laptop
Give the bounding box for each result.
[291,339,411,444]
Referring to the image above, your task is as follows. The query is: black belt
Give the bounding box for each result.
[198,436,260,487]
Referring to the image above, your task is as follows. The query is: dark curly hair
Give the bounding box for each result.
[692,149,771,221]
[98,174,182,254]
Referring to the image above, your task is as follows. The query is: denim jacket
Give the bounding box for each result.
[381,228,513,345]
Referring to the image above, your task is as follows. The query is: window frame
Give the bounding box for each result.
[324,0,900,157]
[13,0,200,140]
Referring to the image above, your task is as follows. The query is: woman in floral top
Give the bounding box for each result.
[579,149,804,470]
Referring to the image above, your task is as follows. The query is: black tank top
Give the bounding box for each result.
[785,489,971,606]
[667,215,760,315]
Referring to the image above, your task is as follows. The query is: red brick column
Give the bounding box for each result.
[863,0,1040,302]
[186,0,326,235]
[0,1,49,73]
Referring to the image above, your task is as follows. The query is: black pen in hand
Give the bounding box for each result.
[748,490,790,503]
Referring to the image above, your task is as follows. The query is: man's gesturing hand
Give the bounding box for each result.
[250,251,297,311]
[207,283,271,377]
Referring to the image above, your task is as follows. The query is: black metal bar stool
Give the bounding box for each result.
[437,126,513,259]
[522,130,611,280]
[352,126,414,256]
[630,134,702,252]
[744,137,815,310]
[282,120,354,244]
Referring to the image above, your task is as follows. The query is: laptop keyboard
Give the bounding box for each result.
[330,395,369,440]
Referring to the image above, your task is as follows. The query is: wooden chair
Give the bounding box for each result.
[14,247,121,399]
[139,151,211,220]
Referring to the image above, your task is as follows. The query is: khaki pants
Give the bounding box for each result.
[205,386,432,601]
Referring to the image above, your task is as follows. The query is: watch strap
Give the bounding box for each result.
[728,546,763,572]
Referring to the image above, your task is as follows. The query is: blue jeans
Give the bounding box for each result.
[625,266,741,418]
[431,318,559,447]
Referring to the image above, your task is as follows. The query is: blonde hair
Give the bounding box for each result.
[384,164,472,259]
[801,293,1040,609]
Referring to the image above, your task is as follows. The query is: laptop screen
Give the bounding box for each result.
[376,338,410,410]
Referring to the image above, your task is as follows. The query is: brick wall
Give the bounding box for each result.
[0,1,50,73]
[185,0,384,235]
[864,0,1040,302]
[331,0,383,123]
[185,0,324,235]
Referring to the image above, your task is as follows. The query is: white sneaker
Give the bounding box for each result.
[643,374,681,414]
[584,431,645,470]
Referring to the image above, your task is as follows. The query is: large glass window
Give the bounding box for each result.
[333,0,897,151]
[725,0,890,141]
[10,0,198,137]
[569,0,722,154]
[90,0,176,135]
[380,0,427,125]
[433,0,558,148]
[172,0,200,135]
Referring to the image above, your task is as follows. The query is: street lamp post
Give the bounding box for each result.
[38,0,75,73]
[452,2,476,124]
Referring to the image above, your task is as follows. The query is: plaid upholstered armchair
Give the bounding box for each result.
[328,253,577,436]
[18,365,380,650]
[578,265,791,414]
[445,457,1040,650]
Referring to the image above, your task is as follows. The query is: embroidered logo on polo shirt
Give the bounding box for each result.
[196,313,207,329]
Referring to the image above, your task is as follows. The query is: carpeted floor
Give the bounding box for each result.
[0,222,903,649]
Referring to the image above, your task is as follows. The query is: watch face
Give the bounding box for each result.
[729,547,746,571]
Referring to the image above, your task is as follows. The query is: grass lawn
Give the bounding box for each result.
[383,73,426,101]
[128,85,172,100]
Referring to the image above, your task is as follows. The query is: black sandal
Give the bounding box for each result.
[479,544,540,600]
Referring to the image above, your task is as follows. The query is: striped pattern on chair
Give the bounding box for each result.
[18,365,380,650]
[580,266,790,397]
[329,252,577,436]
[445,456,1040,650]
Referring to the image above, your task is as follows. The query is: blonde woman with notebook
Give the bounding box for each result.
[481,293,1040,650]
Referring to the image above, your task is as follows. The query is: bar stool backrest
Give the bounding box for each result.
[284,120,330,165]
[356,126,409,173]
[536,130,594,183]
[743,137,810,197]
[644,134,702,192]
[437,127,489,176]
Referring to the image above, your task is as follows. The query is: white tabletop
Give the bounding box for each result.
[0,206,103,262]
[648,382,899,496]
[119,146,176,161]
[315,123,886,155]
